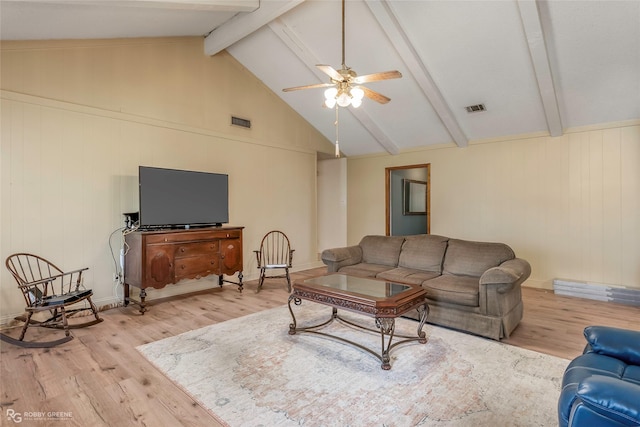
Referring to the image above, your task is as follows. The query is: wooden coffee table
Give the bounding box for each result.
[288,273,429,370]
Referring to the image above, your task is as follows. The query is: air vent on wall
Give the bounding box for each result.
[231,116,251,129]
[465,104,486,113]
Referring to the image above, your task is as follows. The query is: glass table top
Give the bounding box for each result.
[302,274,411,298]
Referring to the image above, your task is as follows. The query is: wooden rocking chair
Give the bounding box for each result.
[2,253,103,348]
[254,231,295,293]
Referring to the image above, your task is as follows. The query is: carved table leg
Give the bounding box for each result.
[288,296,336,335]
[288,294,301,335]
[376,317,396,370]
[238,271,243,292]
[416,303,429,344]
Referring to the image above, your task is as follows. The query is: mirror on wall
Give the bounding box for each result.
[403,179,427,215]
[386,164,430,236]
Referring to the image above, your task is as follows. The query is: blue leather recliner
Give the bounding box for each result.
[558,326,640,427]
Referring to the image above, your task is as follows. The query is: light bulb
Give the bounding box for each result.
[324,87,338,100]
[324,98,336,108]
[337,92,351,107]
[351,98,362,108]
[351,86,364,100]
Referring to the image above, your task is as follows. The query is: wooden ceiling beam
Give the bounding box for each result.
[204,0,303,56]
[517,0,563,137]
[366,0,469,148]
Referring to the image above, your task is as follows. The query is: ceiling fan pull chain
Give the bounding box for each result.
[335,104,340,158]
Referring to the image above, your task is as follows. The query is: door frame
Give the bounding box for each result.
[385,164,431,236]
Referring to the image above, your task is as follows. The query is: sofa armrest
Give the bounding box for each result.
[479,258,531,292]
[584,326,640,365]
[321,246,363,273]
[575,375,640,426]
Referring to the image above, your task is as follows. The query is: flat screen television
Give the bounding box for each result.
[138,166,229,228]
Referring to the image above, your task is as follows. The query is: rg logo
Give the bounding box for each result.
[6,409,22,423]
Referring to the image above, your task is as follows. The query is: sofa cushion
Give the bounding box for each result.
[443,239,515,277]
[376,268,441,286]
[421,273,479,307]
[398,234,449,273]
[359,235,405,267]
[623,365,640,386]
[338,263,393,278]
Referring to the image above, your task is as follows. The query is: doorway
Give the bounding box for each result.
[385,164,430,236]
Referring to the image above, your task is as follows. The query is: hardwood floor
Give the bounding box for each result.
[1,267,638,426]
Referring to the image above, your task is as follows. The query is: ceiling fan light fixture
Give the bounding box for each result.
[324,98,337,108]
[324,87,338,99]
[351,97,362,108]
[324,87,338,108]
[351,86,364,100]
[336,92,351,107]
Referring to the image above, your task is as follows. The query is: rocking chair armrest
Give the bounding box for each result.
[64,267,90,276]
[17,267,89,288]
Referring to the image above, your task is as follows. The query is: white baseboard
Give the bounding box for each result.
[521,278,550,290]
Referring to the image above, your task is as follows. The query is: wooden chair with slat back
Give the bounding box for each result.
[253,231,295,293]
[2,253,103,348]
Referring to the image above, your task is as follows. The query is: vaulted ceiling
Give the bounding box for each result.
[2,0,639,157]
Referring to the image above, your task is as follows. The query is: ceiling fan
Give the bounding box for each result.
[282,0,402,108]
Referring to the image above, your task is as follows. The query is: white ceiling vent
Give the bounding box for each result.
[231,116,251,129]
[465,104,487,113]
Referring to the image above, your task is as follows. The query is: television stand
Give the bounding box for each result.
[123,226,244,314]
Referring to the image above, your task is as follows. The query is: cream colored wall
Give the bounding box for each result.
[317,158,347,254]
[0,37,334,321]
[347,123,640,290]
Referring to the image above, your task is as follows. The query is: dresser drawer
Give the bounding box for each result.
[175,241,219,258]
[145,228,241,244]
[216,229,241,239]
[175,256,219,281]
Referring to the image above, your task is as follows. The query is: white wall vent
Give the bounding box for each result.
[231,116,251,128]
[465,104,486,113]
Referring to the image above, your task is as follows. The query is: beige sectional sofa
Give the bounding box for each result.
[321,234,531,340]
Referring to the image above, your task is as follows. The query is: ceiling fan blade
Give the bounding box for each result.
[361,86,391,104]
[317,64,345,82]
[353,70,402,84]
[282,83,335,92]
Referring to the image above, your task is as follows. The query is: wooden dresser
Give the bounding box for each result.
[123,226,244,314]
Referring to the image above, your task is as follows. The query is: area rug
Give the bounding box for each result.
[137,304,568,426]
